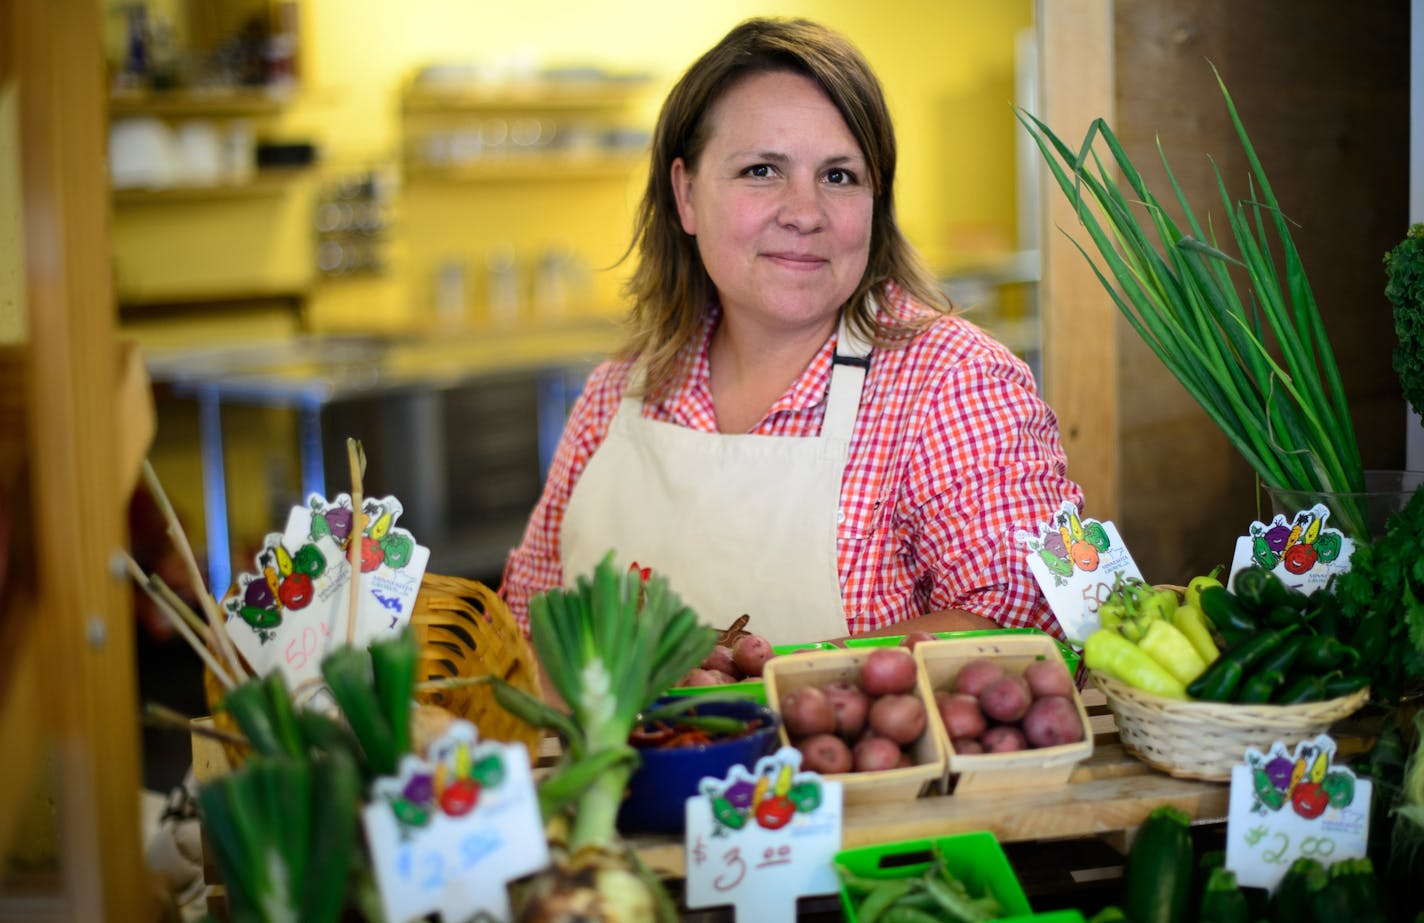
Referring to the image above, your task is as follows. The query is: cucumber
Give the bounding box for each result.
[1270,857,1325,923]
[1123,805,1193,923]
[1197,867,1249,923]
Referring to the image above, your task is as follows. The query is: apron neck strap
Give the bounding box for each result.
[823,310,873,442]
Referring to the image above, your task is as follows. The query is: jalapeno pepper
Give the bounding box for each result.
[1198,586,1257,645]
[1275,672,1330,705]
[1231,566,1274,611]
[1295,635,1359,672]
[1186,626,1299,702]
[1238,669,1287,704]
[1259,572,1309,612]
[1321,672,1369,699]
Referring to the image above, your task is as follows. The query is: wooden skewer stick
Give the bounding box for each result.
[149,572,213,641]
[122,551,238,690]
[346,438,366,647]
[143,702,249,748]
[142,459,246,679]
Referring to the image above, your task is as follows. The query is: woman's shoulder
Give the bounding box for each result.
[879,289,1032,382]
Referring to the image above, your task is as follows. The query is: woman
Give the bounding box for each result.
[501,17,1083,646]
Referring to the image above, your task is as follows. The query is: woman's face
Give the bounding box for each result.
[671,70,873,338]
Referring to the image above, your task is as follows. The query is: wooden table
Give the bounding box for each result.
[625,689,1232,880]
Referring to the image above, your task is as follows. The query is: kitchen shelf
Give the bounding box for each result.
[112,169,310,205]
[402,79,652,113]
[108,86,296,118]
[404,154,645,183]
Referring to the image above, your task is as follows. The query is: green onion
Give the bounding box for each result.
[489,550,720,920]
[1015,66,1366,532]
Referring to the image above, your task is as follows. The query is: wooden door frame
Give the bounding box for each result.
[3,0,147,918]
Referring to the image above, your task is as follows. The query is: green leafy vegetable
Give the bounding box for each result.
[1331,488,1424,702]
[1384,223,1424,422]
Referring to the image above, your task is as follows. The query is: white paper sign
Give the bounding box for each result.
[222,529,349,694]
[363,722,548,923]
[283,493,430,646]
[684,747,843,922]
[1019,502,1145,646]
[1224,734,1371,893]
[1228,504,1356,595]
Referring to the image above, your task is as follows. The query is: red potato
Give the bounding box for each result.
[700,645,739,677]
[860,647,918,696]
[798,733,853,775]
[978,674,1033,724]
[934,690,987,740]
[868,693,927,745]
[1023,658,1076,699]
[1021,695,1085,748]
[678,668,724,687]
[732,634,775,678]
[952,737,985,755]
[980,725,1028,753]
[852,736,902,773]
[899,631,939,650]
[953,658,1007,697]
[821,680,870,738]
[779,687,836,739]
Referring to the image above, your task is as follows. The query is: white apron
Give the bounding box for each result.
[559,316,872,646]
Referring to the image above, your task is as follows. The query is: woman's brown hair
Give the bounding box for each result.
[619,16,949,399]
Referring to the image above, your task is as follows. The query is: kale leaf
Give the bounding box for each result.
[1384,223,1424,422]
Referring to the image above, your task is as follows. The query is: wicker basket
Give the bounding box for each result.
[409,573,544,759]
[203,573,544,767]
[1091,670,1369,782]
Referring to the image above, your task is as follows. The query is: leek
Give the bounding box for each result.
[1015,67,1367,533]
[490,550,719,922]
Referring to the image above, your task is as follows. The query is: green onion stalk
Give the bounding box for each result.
[489,551,719,923]
[1014,67,1368,534]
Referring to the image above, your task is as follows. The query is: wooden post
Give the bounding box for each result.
[1034,0,1119,522]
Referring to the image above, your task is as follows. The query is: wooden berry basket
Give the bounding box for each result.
[1090,671,1370,782]
[762,647,947,804]
[914,634,1094,794]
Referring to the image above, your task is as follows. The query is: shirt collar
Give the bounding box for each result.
[664,306,842,426]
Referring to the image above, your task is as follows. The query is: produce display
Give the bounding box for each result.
[934,654,1084,754]
[837,846,1013,922]
[1083,569,1372,706]
[777,647,927,774]
[1089,805,1395,923]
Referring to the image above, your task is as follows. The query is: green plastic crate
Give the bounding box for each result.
[845,627,1083,675]
[836,830,1031,922]
[662,640,838,703]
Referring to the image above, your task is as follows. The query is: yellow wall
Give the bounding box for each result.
[110,0,1032,335]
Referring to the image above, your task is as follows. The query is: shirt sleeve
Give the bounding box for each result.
[499,360,626,632]
[904,345,1084,636]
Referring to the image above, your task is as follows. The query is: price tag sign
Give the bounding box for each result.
[1224,734,1370,893]
[1229,505,1356,594]
[685,747,843,922]
[363,721,548,923]
[1019,501,1145,646]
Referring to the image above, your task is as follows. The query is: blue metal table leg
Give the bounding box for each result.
[298,398,326,502]
[197,386,231,599]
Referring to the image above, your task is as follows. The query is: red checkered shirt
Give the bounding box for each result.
[500,282,1083,636]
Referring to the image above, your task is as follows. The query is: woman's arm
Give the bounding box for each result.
[842,608,996,642]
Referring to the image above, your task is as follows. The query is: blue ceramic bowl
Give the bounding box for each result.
[618,697,780,835]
